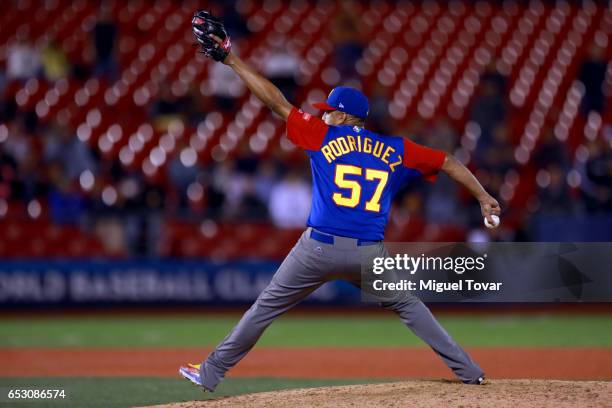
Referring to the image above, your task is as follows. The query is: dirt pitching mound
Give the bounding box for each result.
[144,379,611,408]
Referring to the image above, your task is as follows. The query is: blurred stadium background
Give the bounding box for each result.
[0,0,611,264]
[0,0,612,259]
[1,1,611,406]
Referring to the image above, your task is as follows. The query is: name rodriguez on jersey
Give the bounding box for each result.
[320,134,403,172]
[372,279,503,292]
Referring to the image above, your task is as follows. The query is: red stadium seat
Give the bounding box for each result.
[1,2,609,259]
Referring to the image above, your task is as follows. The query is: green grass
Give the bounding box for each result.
[0,315,610,406]
[0,377,377,408]
[0,315,611,348]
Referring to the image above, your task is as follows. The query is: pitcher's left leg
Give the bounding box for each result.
[381,294,485,384]
[355,244,484,384]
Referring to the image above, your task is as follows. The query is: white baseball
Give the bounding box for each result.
[484,214,500,229]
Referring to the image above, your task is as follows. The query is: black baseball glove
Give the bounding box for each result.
[191,10,232,62]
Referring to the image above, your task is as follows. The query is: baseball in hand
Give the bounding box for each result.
[484,215,500,229]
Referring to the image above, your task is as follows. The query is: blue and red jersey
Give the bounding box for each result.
[286,108,446,241]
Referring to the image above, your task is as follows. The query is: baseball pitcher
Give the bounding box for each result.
[181,10,501,391]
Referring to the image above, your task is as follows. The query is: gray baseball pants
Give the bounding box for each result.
[199,228,484,390]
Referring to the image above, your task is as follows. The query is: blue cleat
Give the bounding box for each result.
[179,363,211,391]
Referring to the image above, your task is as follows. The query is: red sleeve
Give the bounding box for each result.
[286,108,329,151]
[403,138,446,182]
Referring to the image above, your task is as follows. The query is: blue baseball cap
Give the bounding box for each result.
[313,86,369,119]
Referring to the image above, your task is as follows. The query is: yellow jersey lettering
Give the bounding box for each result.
[320,136,402,172]
[372,141,384,158]
[347,135,357,152]
[321,145,335,163]
[363,137,372,154]
[328,140,342,157]
[337,137,351,154]
[389,155,403,172]
[381,146,395,165]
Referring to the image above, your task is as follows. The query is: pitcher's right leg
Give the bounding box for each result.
[198,230,332,391]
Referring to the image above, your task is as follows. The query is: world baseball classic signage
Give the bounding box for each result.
[0,260,358,307]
